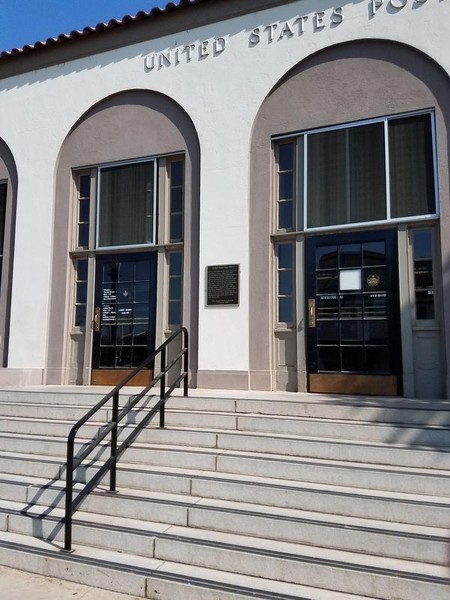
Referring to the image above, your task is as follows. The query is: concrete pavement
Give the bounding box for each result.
[0,565,143,599]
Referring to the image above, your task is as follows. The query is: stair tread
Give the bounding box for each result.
[1,456,450,506]
[0,530,387,600]
[1,419,450,451]
[1,430,450,475]
[2,477,448,539]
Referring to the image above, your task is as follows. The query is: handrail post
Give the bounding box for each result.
[64,440,74,551]
[110,391,119,492]
[183,328,189,397]
[160,346,166,428]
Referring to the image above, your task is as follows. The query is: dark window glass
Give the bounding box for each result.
[340,321,363,344]
[317,321,339,344]
[278,200,293,230]
[316,246,338,270]
[277,243,294,323]
[389,114,435,218]
[316,271,338,294]
[170,160,184,242]
[277,143,294,230]
[366,348,390,373]
[304,113,435,230]
[77,175,90,249]
[168,252,183,326]
[74,258,88,328]
[317,347,340,371]
[342,347,365,372]
[340,244,361,268]
[413,229,435,320]
[278,243,293,269]
[363,241,385,267]
[307,123,386,228]
[98,161,155,247]
[279,143,294,171]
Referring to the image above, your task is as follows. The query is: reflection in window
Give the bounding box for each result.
[277,243,294,323]
[413,229,435,320]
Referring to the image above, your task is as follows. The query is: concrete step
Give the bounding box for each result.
[1,504,449,600]
[3,477,448,566]
[171,395,450,425]
[1,388,449,600]
[2,416,450,470]
[164,410,450,446]
[2,454,450,529]
[2,388,450,424]
[1,431,450,496]
[0,530,388,600]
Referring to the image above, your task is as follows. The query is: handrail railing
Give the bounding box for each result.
[64,327,189,551]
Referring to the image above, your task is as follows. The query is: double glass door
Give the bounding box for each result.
[305,230,401,395]
[91,252,157,385]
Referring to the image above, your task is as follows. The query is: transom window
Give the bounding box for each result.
[97,160,156,248]
[275,111,437,232]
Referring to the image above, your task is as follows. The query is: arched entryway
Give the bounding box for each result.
[48,90,200,385]
[249,41,450,398]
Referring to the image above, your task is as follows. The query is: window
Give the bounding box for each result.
[77,174,90,249]
[276,143,295,230]
[168,252,183,327]
[169,160,184,242]
[412,229,435,320]
[71,155,184,332]
[74,258,88,328]
[97,160,156,248]
[307,123,386,227]
[276,243,294,324]
[274,112,437,232]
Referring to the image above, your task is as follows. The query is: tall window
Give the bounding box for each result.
[71,155,184,332]
[276,243,294,324]
[275,112,437,232]
[412,229,435,320]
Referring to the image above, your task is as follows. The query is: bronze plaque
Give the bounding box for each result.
[207,264,239,306]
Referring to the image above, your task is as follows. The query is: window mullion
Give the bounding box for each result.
[303,135,308,230]
[384,119,391,221]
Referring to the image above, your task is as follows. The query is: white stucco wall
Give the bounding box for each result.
[0,0,448,377]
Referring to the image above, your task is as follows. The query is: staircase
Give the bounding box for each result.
[0,387,449,599]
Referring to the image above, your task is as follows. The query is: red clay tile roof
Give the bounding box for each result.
[0,0,209,60]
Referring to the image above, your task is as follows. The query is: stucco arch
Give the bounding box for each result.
[249,40,450,392]
[47,89,200,383]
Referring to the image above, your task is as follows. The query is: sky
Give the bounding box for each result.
[0,1,165,52]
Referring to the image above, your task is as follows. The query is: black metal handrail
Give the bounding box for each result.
[64,327,189,551]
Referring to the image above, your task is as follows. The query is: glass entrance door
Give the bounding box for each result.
[91,252,157,385]
[305,230,401,395]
